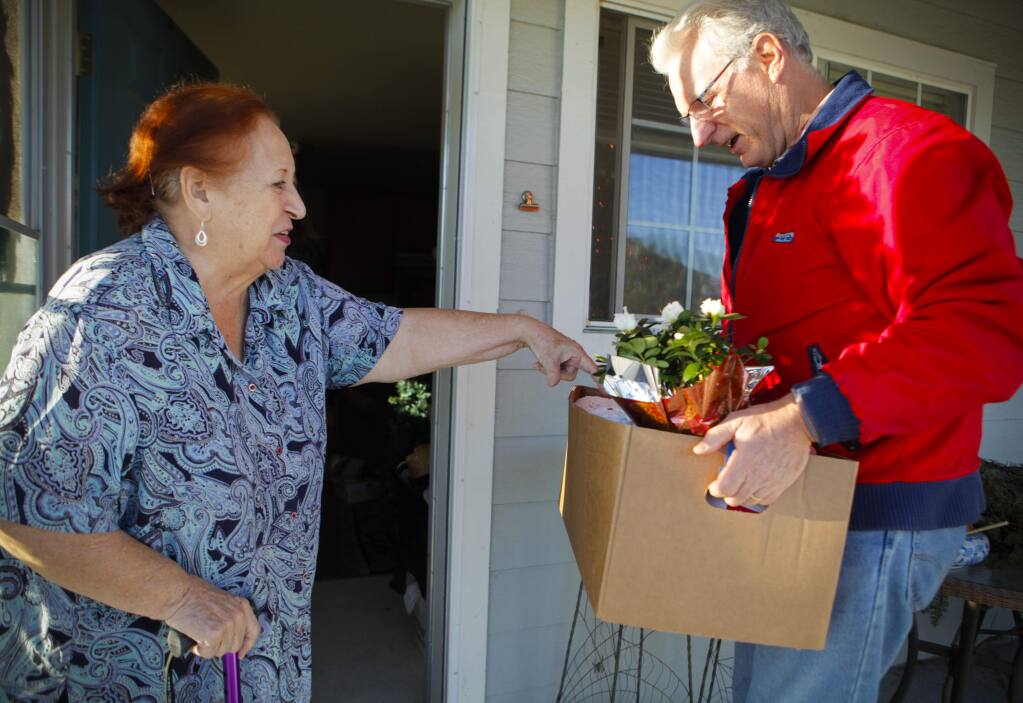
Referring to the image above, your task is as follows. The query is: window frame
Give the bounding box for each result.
[0,2,75,369]
[597,12,747,320]
[798,8,994,142]
[553,0,996,358]
[1,0,39,239]
[814,51,973,132]
[0,1,75,298]
[0,0,41,347]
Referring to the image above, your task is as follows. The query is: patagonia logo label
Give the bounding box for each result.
[773,231,795,243]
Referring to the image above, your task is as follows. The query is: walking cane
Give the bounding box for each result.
[167,629,241,703]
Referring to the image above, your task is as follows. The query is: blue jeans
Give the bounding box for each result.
[732,526,965,703]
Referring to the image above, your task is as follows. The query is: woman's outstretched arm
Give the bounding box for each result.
[357,310,596,386]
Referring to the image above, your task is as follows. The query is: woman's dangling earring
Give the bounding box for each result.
[195,221,208,247]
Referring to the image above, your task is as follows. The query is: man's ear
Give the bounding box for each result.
[752,32,786,84]
[179,166,212,222]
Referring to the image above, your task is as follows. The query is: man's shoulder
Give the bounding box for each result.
[845,97,975,154]
[836,96,994,175]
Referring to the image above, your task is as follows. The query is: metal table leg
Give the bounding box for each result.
[1010,611,1022,703]
[948,600,984,703]
[889,616,920,703]
[556,582,585,702]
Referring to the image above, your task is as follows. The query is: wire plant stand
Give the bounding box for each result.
[556,582,733,703]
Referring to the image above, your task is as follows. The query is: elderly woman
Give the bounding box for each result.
[0,83,593,701]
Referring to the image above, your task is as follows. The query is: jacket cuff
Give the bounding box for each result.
[792,372,861,446]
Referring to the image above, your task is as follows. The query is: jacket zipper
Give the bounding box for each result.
[729,175,763,299]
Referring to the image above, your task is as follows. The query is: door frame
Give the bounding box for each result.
[427,0,461,699]
[40,1,76,291]
[399,1,508,699]
[432,0,508,700]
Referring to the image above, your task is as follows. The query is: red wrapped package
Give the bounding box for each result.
[606,355,777,436]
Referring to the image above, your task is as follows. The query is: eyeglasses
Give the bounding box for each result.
[680,57,736,126]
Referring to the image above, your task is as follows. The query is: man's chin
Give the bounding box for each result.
[739,151,771,169]
[727,138,765,168]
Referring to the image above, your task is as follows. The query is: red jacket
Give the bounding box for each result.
[723,72,1023,530]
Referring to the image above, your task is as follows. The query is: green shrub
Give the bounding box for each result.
[979,459,1023,568]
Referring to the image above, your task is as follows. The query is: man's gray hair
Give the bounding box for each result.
[650,0,813,76]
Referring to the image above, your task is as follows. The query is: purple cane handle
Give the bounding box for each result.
[223,652,241,703]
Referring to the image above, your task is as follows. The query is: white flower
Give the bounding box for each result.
[673,332,684,340]
[700,298,725,318]
[660,300,685,325]
[613,307,638,333]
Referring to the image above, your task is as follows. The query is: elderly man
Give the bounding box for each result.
[650,1,1023,701]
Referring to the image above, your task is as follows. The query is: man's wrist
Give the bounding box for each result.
[782,394,815,443]
[791,372,861,446]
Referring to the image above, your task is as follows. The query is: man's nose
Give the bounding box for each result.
[689,117,716,148]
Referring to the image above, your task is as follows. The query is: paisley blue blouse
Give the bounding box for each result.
[0,217,402,702]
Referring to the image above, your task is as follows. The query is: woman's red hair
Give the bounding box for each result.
[98,82,278,235]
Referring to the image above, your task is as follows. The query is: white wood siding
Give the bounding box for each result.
[446,0,511,698]
[487,0,578,699]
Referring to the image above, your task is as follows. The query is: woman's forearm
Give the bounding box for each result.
[0,519,261,657]
[407,309,534,366]
[0,519,191,622]
[360,309,535,383]
[361,308,595,386]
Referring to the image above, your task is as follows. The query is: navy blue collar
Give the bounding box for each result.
[753,71,873,180]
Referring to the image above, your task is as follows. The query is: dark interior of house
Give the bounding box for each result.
[291,141,437,593]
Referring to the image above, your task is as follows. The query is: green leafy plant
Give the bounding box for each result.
[388,380,431,420]
[595,299,771,393]
[923,594,950,627]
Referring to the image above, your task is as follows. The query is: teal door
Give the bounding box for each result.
[77,0,217,257]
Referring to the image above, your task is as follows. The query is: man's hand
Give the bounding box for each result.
[693,394,814,506]
[523,319,598,386]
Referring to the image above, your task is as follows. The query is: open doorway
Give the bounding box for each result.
[77,1,454,700]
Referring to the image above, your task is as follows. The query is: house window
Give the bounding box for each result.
[818,59,968,126]
[0,0,40,370]
[589,10,745,322]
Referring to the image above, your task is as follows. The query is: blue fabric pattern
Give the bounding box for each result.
[0,216,402,702]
